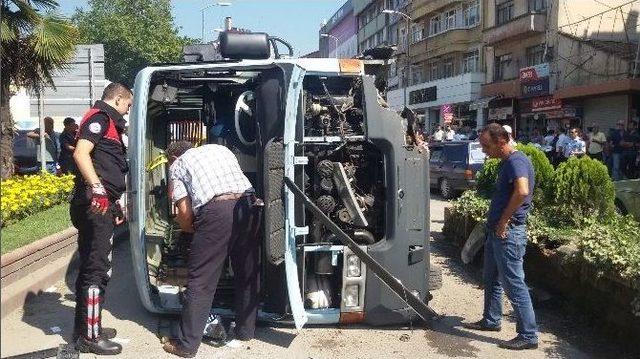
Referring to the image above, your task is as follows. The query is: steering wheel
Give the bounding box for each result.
[234,90,255,146]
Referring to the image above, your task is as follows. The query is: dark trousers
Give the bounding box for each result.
[589,151,603,162]
[177,196,261,352]
[70,203,116,338]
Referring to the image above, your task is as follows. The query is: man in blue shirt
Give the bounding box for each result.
[463,123,538,350]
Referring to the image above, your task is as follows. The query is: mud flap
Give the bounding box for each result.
[284,177,439,323]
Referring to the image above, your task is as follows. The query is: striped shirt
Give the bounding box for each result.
[169,144,253,211]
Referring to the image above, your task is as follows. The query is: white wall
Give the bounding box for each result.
[583,94,629,131]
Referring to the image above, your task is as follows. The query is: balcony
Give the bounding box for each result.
[483,13,546,46]
[424,27,481,58]
[386,72,485,110]
[411,0,463,20]
[480,79,520,98]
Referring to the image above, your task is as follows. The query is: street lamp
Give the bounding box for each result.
[382,9,412,109]
[201,2,231,42]
[320,33,339,58]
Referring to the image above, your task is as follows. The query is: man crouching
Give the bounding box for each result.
[162,141,262,358]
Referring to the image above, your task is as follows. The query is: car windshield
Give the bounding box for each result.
[469,142,486,164]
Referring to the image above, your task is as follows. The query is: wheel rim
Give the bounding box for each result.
[440,179,449,197]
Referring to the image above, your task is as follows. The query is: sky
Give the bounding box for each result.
[56,0,346,57]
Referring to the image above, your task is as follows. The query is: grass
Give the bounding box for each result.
[1,203,72,255]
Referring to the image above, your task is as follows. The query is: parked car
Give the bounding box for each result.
[428,141,486,199]
[614,179,640,221]
[127,31,438,330]
[13,130,40,175]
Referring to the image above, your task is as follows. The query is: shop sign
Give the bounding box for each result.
[519,63,550,83]
[488,106,513,120]
[520,63,550,98]
[409,86,437,105]
[532,96,562,111]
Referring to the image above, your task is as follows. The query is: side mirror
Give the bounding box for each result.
[219,32,270,60]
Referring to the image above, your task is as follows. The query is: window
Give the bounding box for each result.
[443,58,454,78]
[526,44,545,66]
[411,65,423,85]
[528,0,546,12]
[444,145,467,163]
[431,63,439,80]
[430,15,442,35]
[462,50,479,73]
[496,1,514,25]
[430,146,444,163]
[376,31,384,45]
[412,23,423,43]
[444,9,457,30]
[399,27,407,48]
[464,1,480,27]
[495,53,513,81]
[389,62,397,77]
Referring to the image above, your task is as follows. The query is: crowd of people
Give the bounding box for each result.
[425,120,640,181]
[25,116,79,174]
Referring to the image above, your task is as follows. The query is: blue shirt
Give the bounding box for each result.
[487,151,535,229]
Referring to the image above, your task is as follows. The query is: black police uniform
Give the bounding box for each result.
[70,100,128,341]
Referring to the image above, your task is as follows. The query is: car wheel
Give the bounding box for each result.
[429,263,443,290]
[439,178,454,199]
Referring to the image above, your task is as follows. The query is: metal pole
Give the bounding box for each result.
[403,16,410,109]
[37,89,45,173]
[88,47,94,106]
[201,10,205,41]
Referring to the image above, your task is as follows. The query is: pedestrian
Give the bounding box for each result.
[622,121,639,178]
[554,127,568,165]
[609,121,626,180]
[27,116,58,173]
[563,127,586,159]
[70,83,132,355]
[433,125,444,141]
[162,141,262,358]
[444,125,455,141]
[530,128,544,146]
[463,123,538,350]
[502,125,517,146]
[58,117,78,174]
[587,123,606,162]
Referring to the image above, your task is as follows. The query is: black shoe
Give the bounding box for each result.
[462,320,501,332]
[73,327,117,342]
[76,336,123,355]
[498,337,539,350]
[163,339,196,358]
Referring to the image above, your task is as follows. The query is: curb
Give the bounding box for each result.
[1,227,79,319]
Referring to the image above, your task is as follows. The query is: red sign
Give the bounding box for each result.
[532,96,562,112]
[519,63,550,84]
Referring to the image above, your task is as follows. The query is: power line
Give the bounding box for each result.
[558,0,637,29]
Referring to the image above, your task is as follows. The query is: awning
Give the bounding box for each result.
[469,96,497,110]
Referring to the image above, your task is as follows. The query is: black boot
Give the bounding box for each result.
[76,337,122,355]
[73,327,117,342]
[74,285,122,355]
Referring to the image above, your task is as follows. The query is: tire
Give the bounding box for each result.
[615,199,628,216]
[428,263,443,290]
[439,178,454,199]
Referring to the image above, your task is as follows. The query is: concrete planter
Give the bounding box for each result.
[443,211,640,344]
[0,227,79,318]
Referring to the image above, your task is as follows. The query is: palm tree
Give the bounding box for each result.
[1,0,78,179]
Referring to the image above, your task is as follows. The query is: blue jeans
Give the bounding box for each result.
[483,223,538,343]
[612,152,622,181]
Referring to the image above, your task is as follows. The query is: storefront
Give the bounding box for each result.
[519,96,583,135]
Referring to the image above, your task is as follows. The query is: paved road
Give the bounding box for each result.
[1,194,636,358]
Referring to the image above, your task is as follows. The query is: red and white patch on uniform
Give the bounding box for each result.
[89,122,102,134]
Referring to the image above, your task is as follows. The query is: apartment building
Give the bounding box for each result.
[319,0,358,59]
[481,0,640,137]
[386,0,484,130]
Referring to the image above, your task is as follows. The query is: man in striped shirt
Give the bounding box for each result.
[162,141,262,358]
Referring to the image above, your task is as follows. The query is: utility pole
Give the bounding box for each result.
[37,89,45,173]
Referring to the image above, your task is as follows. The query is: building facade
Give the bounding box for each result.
[481,0,640,138]
[319,0,358,58]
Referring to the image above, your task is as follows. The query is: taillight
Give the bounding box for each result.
[464,168,474,180]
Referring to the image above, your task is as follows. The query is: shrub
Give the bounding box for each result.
[579,215,640,285]
[551,156,615,225]
[475,144,553,207]
[1,173,75,226]
[450,190,489,222]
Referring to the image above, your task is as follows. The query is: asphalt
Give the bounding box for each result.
[1,193,637,358]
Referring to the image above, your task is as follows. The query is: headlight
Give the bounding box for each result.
[346,255,361,277]
[344,284,360,307]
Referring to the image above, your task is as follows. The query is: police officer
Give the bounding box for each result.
[162,141,262,358]
[71,83,132,355]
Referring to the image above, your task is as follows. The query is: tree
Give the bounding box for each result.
[73,0,195,86]
[1,0,79,179]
